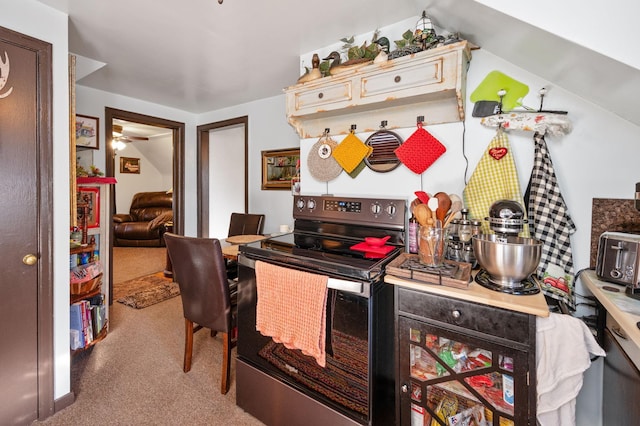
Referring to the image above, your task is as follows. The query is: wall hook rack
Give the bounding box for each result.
[479,88,572,136]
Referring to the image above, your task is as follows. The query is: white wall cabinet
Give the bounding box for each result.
[285,41,471,138]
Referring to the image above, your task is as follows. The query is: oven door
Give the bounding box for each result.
[236,255,394,425]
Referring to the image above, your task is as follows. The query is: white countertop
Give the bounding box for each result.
[581,270,640,349]
[385,273,550,318]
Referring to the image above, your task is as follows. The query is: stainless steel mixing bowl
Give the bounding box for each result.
[472,234,542,286]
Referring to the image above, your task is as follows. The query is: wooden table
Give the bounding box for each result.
[221,234,267,261]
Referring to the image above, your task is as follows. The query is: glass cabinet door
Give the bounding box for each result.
[399,316,529,426]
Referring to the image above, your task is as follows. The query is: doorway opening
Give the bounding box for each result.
[105,107,185,303]
[197,116,248,237]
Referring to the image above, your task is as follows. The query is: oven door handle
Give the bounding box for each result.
[238,255,366,296]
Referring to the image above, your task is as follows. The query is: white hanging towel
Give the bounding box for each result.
[525,132,576,309]
[536,313,605,426]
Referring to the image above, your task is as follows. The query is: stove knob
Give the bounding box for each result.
[307,199,316,210]
[385,204,397,216]
[371,203,381,215]
[296,198,305,210]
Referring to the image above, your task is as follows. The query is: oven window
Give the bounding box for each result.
[257,290,370,418]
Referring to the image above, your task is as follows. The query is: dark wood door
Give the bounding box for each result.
[0,27,54,423]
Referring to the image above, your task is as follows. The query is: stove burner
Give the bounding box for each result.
[474,269,541,295]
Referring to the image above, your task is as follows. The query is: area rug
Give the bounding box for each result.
[115,272,180,309]
[258,330,369,417]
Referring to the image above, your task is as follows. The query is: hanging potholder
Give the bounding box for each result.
[347,159,367,178]
[332,132,372,174]
[307,136,343,182]
[394,123,446,174]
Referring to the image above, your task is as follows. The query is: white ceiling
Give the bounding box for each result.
[37,0,640,126]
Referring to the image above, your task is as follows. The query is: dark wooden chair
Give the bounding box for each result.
[227,212,265,237]
[226,213,265,279]
[163,232,237,394]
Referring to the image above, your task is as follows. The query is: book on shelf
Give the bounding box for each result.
[90,304,106,338]
[70,302,85,349]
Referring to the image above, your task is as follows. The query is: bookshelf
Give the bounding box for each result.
[70,179,114,353]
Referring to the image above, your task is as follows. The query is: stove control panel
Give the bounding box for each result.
[293,195,406,229]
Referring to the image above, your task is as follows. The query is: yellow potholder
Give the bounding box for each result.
[332,133,372,174]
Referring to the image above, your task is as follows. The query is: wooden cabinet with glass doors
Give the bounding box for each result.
[396,287,537,425]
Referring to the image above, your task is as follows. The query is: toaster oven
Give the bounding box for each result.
[596,232,640,297]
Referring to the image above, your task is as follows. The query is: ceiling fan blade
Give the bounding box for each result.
[125,136,149,141]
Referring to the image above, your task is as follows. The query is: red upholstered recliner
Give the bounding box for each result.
[113,191,173,247]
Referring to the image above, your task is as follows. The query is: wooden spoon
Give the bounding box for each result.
[427,198,439,223]
[414,203,430,226]
[443,201,463,228]
[410,198,422,216]
[434,192,451,222]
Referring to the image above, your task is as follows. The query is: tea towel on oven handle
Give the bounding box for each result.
[255,260,328,367]
[525,132,576,309]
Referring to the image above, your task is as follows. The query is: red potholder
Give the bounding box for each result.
[394,123,446,174]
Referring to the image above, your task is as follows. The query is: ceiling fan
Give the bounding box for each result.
[112,124,149,143]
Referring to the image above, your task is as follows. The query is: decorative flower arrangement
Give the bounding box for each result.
[76,165,104,177]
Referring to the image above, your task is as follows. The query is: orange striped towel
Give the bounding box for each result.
[255,261,328,367]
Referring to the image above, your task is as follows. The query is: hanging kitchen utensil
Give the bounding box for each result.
[525,131,576,309]
[331,125,372,174]
[307,129,343,182]
[463,128,528,235]
[364,121,403,172]
[394,120,446,174]
[470,70,529,112]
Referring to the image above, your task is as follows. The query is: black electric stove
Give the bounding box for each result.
[236,195,406,426]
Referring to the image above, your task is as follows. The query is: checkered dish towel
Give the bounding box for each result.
[525,132,576,309]
[463,129,528,235]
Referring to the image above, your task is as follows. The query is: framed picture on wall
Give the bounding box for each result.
[75,114,99,149]
[119,157,140,174]
[77,186,100,228]
[262,148,300,190]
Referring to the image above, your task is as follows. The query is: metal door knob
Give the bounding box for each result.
[23,254,37,266]
[451,310,461,319]
[401,384,409,393]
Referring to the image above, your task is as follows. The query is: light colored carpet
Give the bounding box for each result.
[112,247,168,284]
[36,248,264,425]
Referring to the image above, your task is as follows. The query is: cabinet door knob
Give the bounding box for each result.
[451,310,461,319]
[318,92,324,99]
[394,75,401,83]
[23,254,38,266]
[401,384,409,393]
